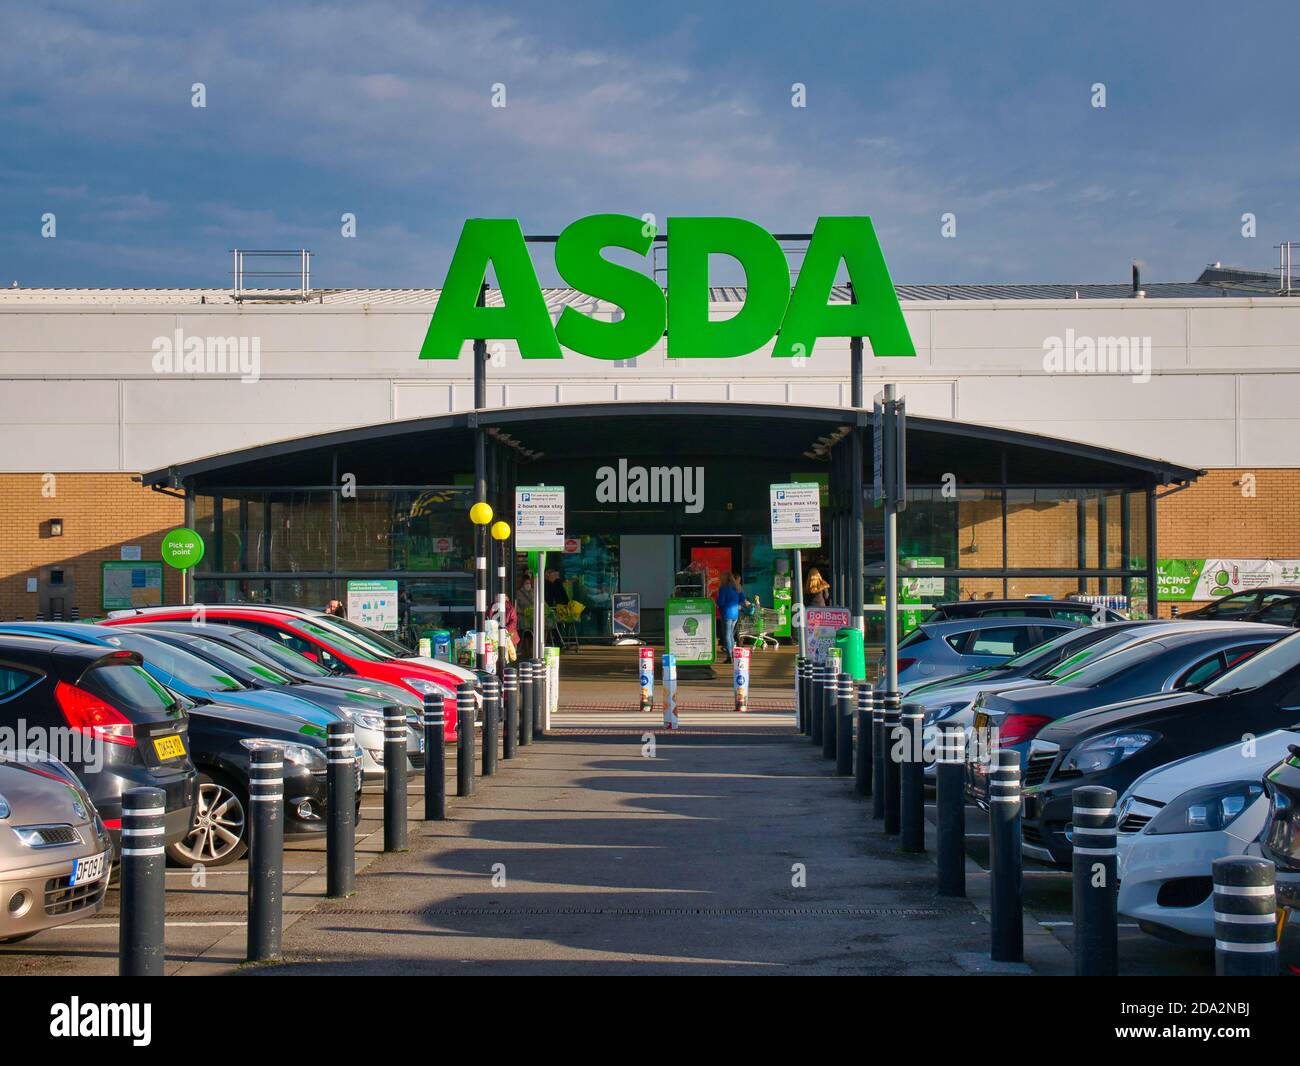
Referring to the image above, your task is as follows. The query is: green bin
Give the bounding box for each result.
[834,627,867,681]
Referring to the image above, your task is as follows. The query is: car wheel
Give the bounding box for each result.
[166,772,248,868]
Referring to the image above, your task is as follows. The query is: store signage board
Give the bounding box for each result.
[805,606,851,665]
[1157,558,1300,601]
[102,561,163,611]
[515,486,566,550]
[160,527,205,570]
[347,579,399,632]
[665,597,715,666]
[419,215,915,363]
[612,592,641,638]
[769,482,822,549]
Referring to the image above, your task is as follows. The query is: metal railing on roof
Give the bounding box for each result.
[231,249,313,301]
[1277,242,1299,293]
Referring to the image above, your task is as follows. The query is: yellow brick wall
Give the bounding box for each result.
[0,474,184,620]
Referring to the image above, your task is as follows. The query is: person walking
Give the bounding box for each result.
[804,568,831,607]
[716,571,749,663]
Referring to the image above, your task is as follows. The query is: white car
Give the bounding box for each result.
[1116,726,1299,942]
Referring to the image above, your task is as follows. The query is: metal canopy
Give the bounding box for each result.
[143,401,1203,491]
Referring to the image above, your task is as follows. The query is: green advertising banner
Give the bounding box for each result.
[1156,558,1300,601]
[665,597,716,666]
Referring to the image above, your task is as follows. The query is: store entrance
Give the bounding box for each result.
[679,535,744,602]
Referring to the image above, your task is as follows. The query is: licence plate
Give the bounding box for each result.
[70,851,108,887]
[153,734,186,760]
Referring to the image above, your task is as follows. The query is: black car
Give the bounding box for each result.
[1178,585,1300,627]
[1262,747,1300,910]
[926,598,1128,624]
[0,635,197,854]
[173,695,363,867]
[1020,631,1300,867]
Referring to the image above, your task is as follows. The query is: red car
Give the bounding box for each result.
[103,605,473,740]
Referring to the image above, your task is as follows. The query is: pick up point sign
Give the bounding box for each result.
[161,527,205,570]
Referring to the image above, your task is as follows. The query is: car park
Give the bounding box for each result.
[1114,725,1297,943]
[0,753,114,944]
[104,606,465,739]
[966,622,1290,810]
[923,599,1129,624]
[1177,585,1300,627]
[0,636,196,855]
[883,616,1082,691]
[1019,630,1300,867]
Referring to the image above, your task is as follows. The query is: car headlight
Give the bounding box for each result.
[0,793,9,820]
[347,711,387,732]
[1061,731,1158,775]
[1145,781,1264,836]
[401,678,455,701]
[239,737,326,772]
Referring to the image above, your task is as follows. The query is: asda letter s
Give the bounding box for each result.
[419,215,915,362]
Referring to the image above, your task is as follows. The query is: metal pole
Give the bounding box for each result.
[481,674,500,777]
[517,660,533,747]
[326,721,356,897]
[871,688,887,820]
[935,723,966,897]
[534,550,546,663]
[497,538,509,680]
[423,694,446,820]
[900,702,925,852]
[883,384,900,700]
[1145,487,1159,619]
[457,681,476,797]
[882,691,901,835]
[1213,856,1278,977]
[854,682,872,796]
[835,673,853,776]
[383,705,407,851]
[118,786,166,976]
[1071,785,1118,976]
[988,748,1023,963]
[247,746,284,962]
[474,518,487,671]
[502,665,518,760]
[793,549,807,658]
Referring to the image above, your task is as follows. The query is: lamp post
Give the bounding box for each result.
[491,520,512,678]
[469,501,494,671]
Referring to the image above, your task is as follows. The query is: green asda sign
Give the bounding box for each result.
[419,215,916,363]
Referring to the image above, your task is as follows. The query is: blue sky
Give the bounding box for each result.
[2,1,1297,288]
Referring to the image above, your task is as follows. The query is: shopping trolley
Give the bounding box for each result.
[549,601,583,651]
[735,597,781,650]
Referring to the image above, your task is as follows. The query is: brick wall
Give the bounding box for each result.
[0,473,184,621]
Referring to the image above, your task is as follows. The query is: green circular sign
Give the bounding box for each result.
[161,527,205,570]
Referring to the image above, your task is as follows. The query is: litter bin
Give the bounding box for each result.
[834,627,866,681]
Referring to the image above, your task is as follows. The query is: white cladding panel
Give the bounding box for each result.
[1,297,1297,473]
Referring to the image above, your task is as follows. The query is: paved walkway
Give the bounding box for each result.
[248,725,990,976]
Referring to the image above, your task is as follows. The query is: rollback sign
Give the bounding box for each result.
[419,215,916,362]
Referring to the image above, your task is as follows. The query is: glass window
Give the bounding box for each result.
[84,662,183,713]
[1178,653,1226,690]
[0,665,39,701]
[229,630,333,677]
[1052,639,1166,687]
[1206,592,1261,619]
[104,633,245,693]
[178,636,295,685]
[1205,633,1300,695]
[967,626,1037,656]
[1257,596,1300,625]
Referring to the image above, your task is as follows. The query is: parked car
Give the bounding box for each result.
[0,636,196,855]
[1019,630,1300,867]
[1178,586,1300,627]
[115,626,423,781]
[0,623,406,784]
[104,606,466,738]
[924,598,1129,624]
[882,616,1082,691]
[1114,726,1297,943]
[966,623,1291,810]
[1262,746,1300,916]
[167,691,362,867]
[0,753,114,943]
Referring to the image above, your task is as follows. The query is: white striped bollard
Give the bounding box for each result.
[326,721,356,897]
[457,681,476,797]
[882,692,901,835]
[384,705,407,850]
[853,683,872,797]
[502,666,518,760]
[424,694,446,820]
[482,674,500,777]
[809,663,824,747]
[835,673,853,776]
[247,746,284,962]
[871,688,886,820]
[935,723,966,897]
[900,702,925,852]
[118,786,166,976]
[1071,785,1118,976]
[821,666,837,760]
[1213,856,1278,977]
[517,661,533,747]
[988,748,1023,963]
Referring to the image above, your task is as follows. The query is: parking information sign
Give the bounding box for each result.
[769,482,822,549]
[515,485,566,550]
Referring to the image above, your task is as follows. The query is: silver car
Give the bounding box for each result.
[881,616,1082,692]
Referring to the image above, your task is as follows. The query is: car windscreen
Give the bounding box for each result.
[1204,631,1300,695]
[297,620,385,662]
[104,633,244,692]
[1001,626,1110,673]
[1047,639,1169,687]
[314,615,414,656]
[231,631,333,677]
[178,636,296,685]
[1040,630,1158,680]
[82,661,184,715]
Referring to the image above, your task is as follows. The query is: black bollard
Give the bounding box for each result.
[1071,785,1118,976]
[423,694,446,821]
[793,656,804,733]
[326,721,356,898]
[802,660,815,737]
[247,746,284,962]
[383,705,407,851]
[835,673,854,776]
[882,692,901,835]
[118,786,166,976]
[900,702,926,852]
[935,722,966,898]
[517,661,533,747]
[1213,856,1278,976]
[457,681,476,797]
[988,748,1023,963]
[502,666,518,760]
[810,663,824,747]
[854,683,872,797]
[482,674,500,777]
[821,667,837,761]
[871,688,886,820]
[531,658,545,739]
